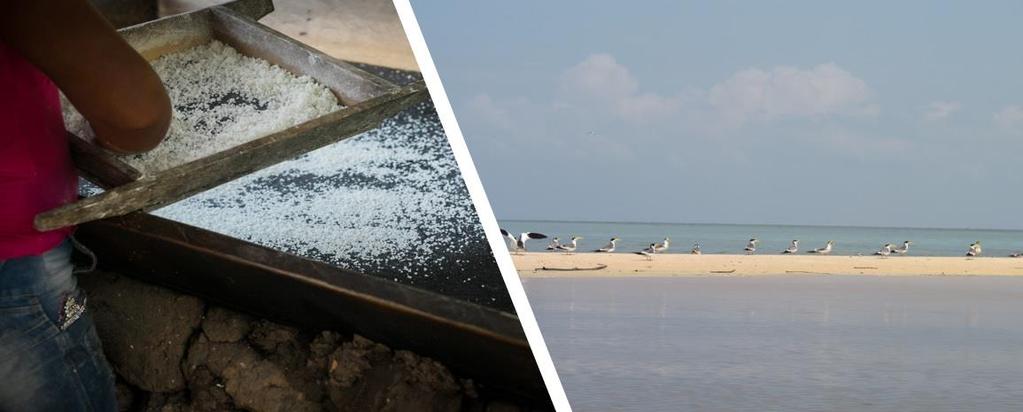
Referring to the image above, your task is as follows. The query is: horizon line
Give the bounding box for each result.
[500,218,1023,233]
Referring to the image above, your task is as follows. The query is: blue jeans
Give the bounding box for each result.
[0,240,117,411]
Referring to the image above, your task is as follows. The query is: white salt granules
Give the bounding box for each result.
[153,99,484,279]
[64,40,340,174]
[69,51,492,293]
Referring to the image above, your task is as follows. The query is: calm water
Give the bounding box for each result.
[526,276,1023,411]
[505,220,1023,257]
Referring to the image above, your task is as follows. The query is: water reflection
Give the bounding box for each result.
[526,276,1023,411]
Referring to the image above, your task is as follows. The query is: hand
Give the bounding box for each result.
[0,0,171,154]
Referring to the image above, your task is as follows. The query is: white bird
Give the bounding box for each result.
[500,229,547,253]
[635,243,657,260]
[594,237,619,253]
[1010,251,1023,258]
[782,240,799,254]
[653,237,670,254]
[967,241,982,257]
[556,236,583,253]
[874,243,893,257]
[545,237,561,251]
[892,241,912,255]
[690,242,702,255]
[744,238,758,254]
[808,240,833,254]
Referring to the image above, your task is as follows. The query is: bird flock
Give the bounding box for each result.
[500,229,1020,258]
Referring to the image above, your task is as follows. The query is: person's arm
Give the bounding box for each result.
[0,0,171,154]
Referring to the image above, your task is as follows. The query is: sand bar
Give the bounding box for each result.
[513,252,1023,277]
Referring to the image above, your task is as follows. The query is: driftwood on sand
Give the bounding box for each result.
[538,264,609,272]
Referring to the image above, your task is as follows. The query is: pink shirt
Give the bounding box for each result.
[0,41,78,259]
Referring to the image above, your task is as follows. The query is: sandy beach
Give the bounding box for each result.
[513,252,1023,277]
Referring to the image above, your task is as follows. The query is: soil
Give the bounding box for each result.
[79,272,205,393]
[78,271,530,412]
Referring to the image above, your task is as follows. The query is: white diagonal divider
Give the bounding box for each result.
[391,1,573,410]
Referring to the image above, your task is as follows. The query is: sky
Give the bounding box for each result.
[413,1,1023,229]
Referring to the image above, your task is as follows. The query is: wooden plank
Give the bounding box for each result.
[119,7,214,61]
[66,132,142,189]
[36,81,428,231]
[210,5,393,105]
[88,0,159,29]
[219,0,275,21]
[110,1,274,60]
[91,0,271,28]
[75,212,551,405]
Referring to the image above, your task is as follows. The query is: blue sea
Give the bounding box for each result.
[503,220,1023,257]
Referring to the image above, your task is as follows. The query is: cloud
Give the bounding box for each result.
[558,57,874,128]
[559,53,681,122]
[810,128,912,158]
[616,93,681,121]
[465,94,514,129]
[708,63,874,127]
[923,100,961,121]
[560,54,639,101]
[994,105,1023,130]
[475,57,883,150]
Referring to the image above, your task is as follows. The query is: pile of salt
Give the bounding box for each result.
[63,40,340,175]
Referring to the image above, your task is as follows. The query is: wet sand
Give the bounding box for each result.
[514,252,1023,277]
